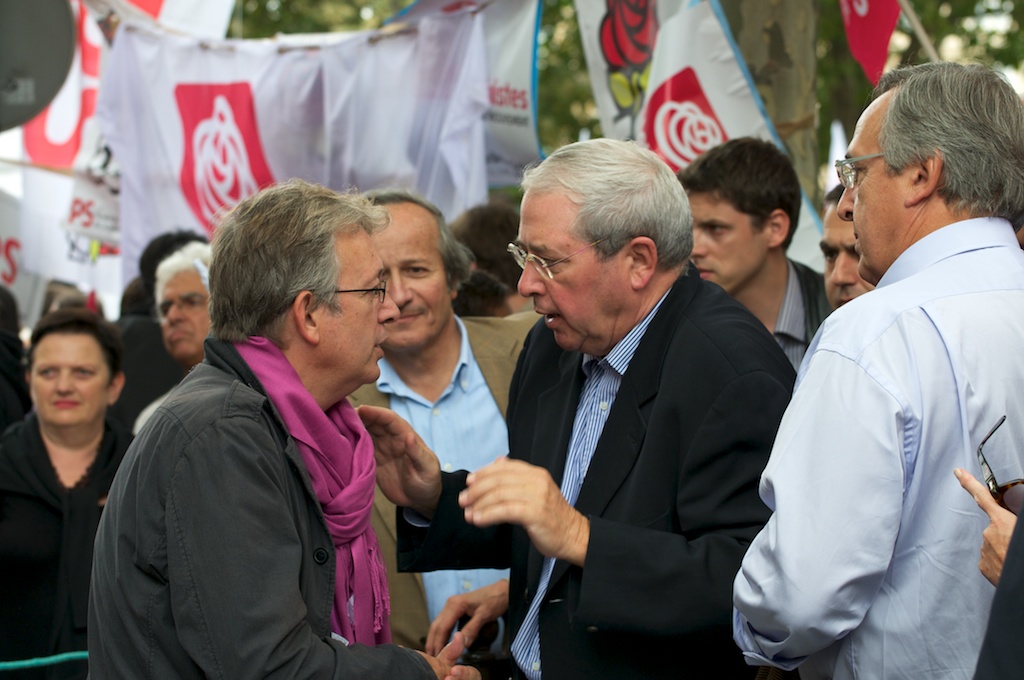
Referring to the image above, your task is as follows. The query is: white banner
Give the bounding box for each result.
[97,14,489,282]
[575,0,664,142]
[21,0,123,303]
[393,0,543,187]
[638,0,822,270]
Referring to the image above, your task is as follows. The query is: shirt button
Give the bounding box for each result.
[599,401,609,411]
[443,463,453,472]
[532,662,540,671]
[586,625,599,633]
[313,548,330,565]
[432,407,440,416]
[460,379,468,389]
[462,580,472,590]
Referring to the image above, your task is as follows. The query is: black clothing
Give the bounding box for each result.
[0,415,132,679]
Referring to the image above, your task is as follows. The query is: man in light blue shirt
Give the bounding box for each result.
[733,62,1024,679]
[349,191,535,658]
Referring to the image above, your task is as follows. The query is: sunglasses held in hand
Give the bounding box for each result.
[976,415,1024,515]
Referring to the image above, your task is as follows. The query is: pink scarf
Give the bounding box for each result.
[235,337,390,645]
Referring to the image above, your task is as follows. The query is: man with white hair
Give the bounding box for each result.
[133,241,211,432]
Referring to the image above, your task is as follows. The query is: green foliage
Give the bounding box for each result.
[818,1,1024,166]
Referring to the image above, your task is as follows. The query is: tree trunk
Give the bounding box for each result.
[720,0,820,205]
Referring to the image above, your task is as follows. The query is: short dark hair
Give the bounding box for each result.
[450,203,522,292]
[28,308,124,379]
[139,230,208,299]
[452,270,512,318]
[823,184,845,208]
[0,285,19,336]
[677,137,802,249]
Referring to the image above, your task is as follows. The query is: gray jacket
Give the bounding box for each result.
[88,338,432,679]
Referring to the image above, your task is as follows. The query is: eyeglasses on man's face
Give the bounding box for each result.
[835,153,885,190]
[158,292,208,320]
[335,279,387,304]
[976,414,1024,515]
[507,239,605,280]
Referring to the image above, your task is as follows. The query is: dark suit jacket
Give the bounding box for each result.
[350,312,537,650]
[974,514,1024,679]
[398,272,795,679]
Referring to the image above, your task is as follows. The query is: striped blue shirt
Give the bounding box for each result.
[510,292,668,680]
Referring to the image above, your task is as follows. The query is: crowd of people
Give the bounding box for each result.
[0,60,1022,679]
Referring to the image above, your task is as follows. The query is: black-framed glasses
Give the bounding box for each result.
[835,153,885,190]
[976,414,1024,515]
[506,239,605,280]
[335,280,387,303]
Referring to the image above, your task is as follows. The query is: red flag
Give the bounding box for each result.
[840,0,901,85]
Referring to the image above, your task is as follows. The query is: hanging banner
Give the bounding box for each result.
[638,0,822,269]
[840,0,900,85]
[21,0,123,301]
[392,0,543,187]
[575,0,661,141]
[96,14,489,281]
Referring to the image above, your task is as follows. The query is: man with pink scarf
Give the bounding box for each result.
[89,179,478,680]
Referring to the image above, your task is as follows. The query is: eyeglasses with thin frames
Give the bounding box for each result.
[976,414,1024,515]
[507,239,605,280]
[835,153,885,190]
[157,292,208,320]
[335,279,387,304]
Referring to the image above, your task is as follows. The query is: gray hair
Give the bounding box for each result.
[209,179,389,343]
[366,189,474,290]
[155,241,212,308]
[876,62,1024,229]
[520,138,692,269]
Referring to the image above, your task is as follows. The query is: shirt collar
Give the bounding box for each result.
[878,217,1018,288]
[774,259,807,343]
[584,290,671,378]
[376,316,471,398]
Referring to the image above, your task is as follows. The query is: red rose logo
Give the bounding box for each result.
[598,0,659,136]
[643,67,727,172]
[174,83,274,235]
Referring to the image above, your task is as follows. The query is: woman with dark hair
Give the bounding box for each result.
[0,308,131,679]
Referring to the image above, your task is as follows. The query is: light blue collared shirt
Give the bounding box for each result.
[511,292,669,680]
[377,317,510,625]
[734,218,1024,679]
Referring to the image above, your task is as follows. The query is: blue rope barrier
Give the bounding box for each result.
[0,651,88,671]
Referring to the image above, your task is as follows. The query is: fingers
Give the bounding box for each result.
[426,600,468,656]
[436,631,468,668]
[954,468,1003,518]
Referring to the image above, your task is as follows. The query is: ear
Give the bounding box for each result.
[624,236,659,290]
[290,290,323,347]
[903,154,943,208]
[763,209,791,250]
[107,371,126,406]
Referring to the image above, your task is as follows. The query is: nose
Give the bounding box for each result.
[516,263,545,298]
[837,187,854,222]
[379,292,399,324]
[690,230,708,257]
[387,273,412,308]
[831,251,859,285]
[55,370,74,393]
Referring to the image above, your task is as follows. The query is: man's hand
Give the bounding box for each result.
[358,405,442,517]
[416,631,481,680]
[426,579,510,656]
[459,457,590,566]
[955,467,1017,585]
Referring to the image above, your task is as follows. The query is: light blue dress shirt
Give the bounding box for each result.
[511,293,667,680]
[733,218,1024,680]
[377,317,510,625]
